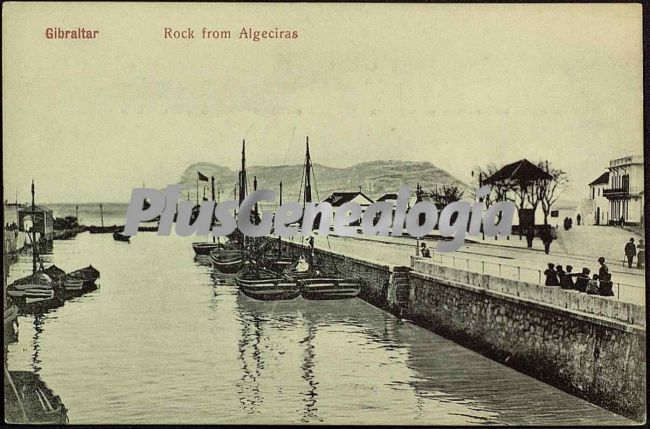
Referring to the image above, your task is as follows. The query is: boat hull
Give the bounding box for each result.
[298,278,361,300]
[235,274,300,300]
[210,249,245,273]
[192,242,221,256]
[4,371,68,424]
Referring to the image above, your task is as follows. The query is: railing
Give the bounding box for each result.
[422,252,643,302]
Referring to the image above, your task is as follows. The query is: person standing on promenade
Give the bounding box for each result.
[624,238,636,268]
[574,267,590,292]
[420,242,431,258]
[597,257,610,281]
[525,227,534,248]
[544,263,559,286]
[586,274,600,295]
[576,213,581,226]
[540,226,553,254]
[561,265,575,289]
[637,239,645,269]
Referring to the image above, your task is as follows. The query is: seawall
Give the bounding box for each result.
[281,240,646,421]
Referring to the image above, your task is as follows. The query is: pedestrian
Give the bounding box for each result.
[586,274,600,295]
[420,242,431,258]
[525,227,534,248]
[624,237,636,268]
[597,257,610,282]
[576,213,581,226]
[563,217,569,231]
[574,268,590,292]
[307,235,315,265]
[637,239,645,269]
[619,216,625,226]
[540,226,553,254]
[568,217,573,229]
[544,263,559,286]
[561,265,575,289]
[555,264,566,285]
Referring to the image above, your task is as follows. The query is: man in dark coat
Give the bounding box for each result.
[525,227,534,248]
[576,213,581,226]
[561,265,575,289]
[544,263,559,286]
[624,238,636,268]
[540,226,553,254]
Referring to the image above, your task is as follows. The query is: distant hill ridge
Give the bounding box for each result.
[178,160,466,203]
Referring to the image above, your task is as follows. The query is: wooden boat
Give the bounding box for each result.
[65,265,100,290]
[7,273,56,306]
[88,225,121,234]
[4,369,68,424]
[211,249,246,274]
[235,264,301,300]
[298,277,362,300]
[192,242,222,256]
[112,231,130,242]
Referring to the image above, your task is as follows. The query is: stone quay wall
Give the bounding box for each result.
[280,241,646,421]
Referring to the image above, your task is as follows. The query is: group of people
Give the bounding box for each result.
[562,217,573,231]
[543,257,614,297]
[526,225,557,254]
[624,237,645,269]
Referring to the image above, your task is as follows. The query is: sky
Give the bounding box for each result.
[3,3,643,204]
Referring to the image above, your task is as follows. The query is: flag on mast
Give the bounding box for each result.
[198,171,209,181]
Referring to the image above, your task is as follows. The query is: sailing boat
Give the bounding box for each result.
[4,366,68,424]
[286,137,362,299]
[6,182,58,310]
[192,175,222,255]
[211,140,248,273]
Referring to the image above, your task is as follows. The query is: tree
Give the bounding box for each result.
[441,184,464,205]
[537,161,568,224]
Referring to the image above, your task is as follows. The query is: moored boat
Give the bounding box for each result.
[7,273,57,307]
[192,242,221,256]
[211,249,246,274]
[235,264,301,300]
[65,265,100,291]
[112,231,130,242]
[298,277,362,300]
[4,369,68,424]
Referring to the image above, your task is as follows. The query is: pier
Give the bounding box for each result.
[279,237,646,421]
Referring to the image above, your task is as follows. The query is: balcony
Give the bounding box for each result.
[603,186,643,199]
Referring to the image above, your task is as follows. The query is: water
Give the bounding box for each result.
[5,232,631,424]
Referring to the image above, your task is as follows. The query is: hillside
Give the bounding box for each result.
[178,160,466,203]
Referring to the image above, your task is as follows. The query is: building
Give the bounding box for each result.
[18,204,54,240]
[322,191,375,226]
[603,155,644,225]
[587,172,610,225]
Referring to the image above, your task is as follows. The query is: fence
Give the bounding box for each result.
[426,252,643,303]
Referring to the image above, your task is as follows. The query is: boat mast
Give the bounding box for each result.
[239,140,247,248]
[31,180,37,276]
[304,137,312,205]
[211,176,216,243]
[278,181,283,256]
[253,176,259,223]
[99,203,104,228]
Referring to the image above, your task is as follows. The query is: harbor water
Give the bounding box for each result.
[5,209,631,424]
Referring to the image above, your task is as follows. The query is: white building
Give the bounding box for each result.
[603,155,644,224]
[586,172,610,225]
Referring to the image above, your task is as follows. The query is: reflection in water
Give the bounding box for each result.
[5,232,632,425]
[299,323,318,423]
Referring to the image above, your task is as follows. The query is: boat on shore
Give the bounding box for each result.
[88,225,121,234]
[4,368,68,424]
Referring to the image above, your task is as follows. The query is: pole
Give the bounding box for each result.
[31,180,37,276]
[278,181,283,256]
[99,203,104,228]
[211,176,216,243]
[196,176,199,206]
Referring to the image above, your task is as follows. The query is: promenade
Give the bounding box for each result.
[297,225,645,305]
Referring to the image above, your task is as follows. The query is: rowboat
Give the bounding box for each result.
[112,231,130,242]
[63,278,84,291]
[235,265,301,300]
[192,242,222,256]
[7,273,56,306]
[298,277,362,300]
[211,249,246,274]
[4,370,68,424]
[65,265,100,290]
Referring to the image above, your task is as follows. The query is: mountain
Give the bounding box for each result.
[178,160,466,203]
